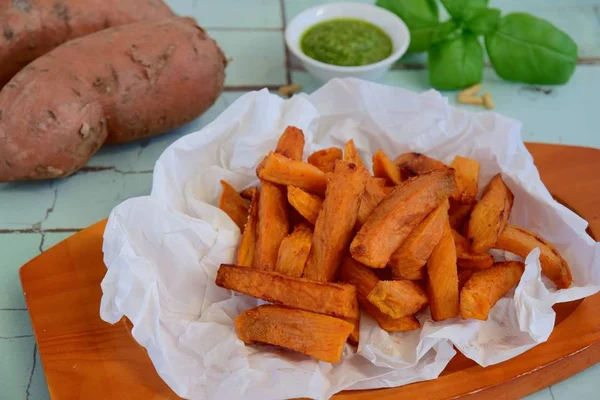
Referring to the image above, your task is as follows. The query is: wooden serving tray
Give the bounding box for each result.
[20,143,600,400]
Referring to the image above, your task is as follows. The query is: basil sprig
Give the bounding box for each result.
[376,0,578,89]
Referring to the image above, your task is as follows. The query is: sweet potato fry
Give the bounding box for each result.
[466,173,514,252]
[240,186,258,200]
[382,186,396,195]
[308,147,343,173]
[275,126,305,161]
[427,222,459,321]
[495,224,572,289]
[275,223,313,277]
[237,190,259,267]
[287,186,323,225]
[449,200,473,232]
[350,169,457,268]
[257,152,327,195]
[460,261,524,320]
[219,180,249,232]
[458,268,475,290]
[342,316,360,345]
[356,176,389,229]
[389,200,450,280]
[452,229,494,269]
[338,257,421,332]
[373,150,403,185]
[236,305,353,363]
[395,152,448,176]
[216,264,359,319]
[450,155,480,204]
[253,180,289,270]
[304,161,369,282]
[344,139,364,168]
[367,280,428,319]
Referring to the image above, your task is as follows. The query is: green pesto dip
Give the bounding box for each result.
[300,18,393,67]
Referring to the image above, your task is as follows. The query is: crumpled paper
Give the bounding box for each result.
[100,78,600,400]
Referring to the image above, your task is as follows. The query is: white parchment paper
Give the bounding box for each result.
[100,78,600,400]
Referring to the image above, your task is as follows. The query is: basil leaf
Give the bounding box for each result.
[409,20,460,53]
[465,8,500,35]
[376,0,440,53]
[441,0,488,20]
[485,13,577,84]
[428,32,484,90]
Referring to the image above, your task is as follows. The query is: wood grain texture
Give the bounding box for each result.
[19,143,600,400]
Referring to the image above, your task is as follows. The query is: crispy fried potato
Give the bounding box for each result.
[240,186,258,201]
[257,152,327,195]
[237,190,259,267]
[304,161,369,282]
[356,176,389,229]
[458,268,475,290]
[373,150,403,185]
[236,305,353,363]
[275,126,305,161]
[342,316,360,345]
[427,222,459,321]
[367,280,428,319]
[344,139,365,168]
[338,257,421,332]
[308,147,343,173]
[217,264,359,319]
[449,200,473,232]
[452,229,494,269]
[275,223,313,277]
[389,200,450,280]
[350,169,457,268]
[395,152,448,176]
[495,224,572,289]
[219,180,250,232]
[287,186,323,225]
[253,180,289,270]
[450,155,480,204]
[466,173,514,252]
[460,261,524,320]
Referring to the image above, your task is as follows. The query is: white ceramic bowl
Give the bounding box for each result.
[285,2,410,82]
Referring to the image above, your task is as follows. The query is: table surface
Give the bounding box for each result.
[1,1,599,399]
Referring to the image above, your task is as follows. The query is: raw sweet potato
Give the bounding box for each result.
[275,223,313,277]
[450,156,480,204]
[466,174,514,252]
[344,139,365,168]
[0,0,175,89]
[338,257,420,332]
[257,152,327,195]
[452,229,494,269]
[350,169,457,268]
[356,176,389,229]
[427,222,459,321]
[367,280,428,319]
[287,186,323,224]
[237,190,259,267]
[395,152,448,176]
[308,147,343,173]
[236,305,353,363]
[372,150,403,185]
[275,126,305,161]
[253,180,288,270]
[495,224,572,289]
[0,17,226,181]
[219,180,249,232]
[460,261,524,320]
[216,264,359,319]
[304,161,369,282]
[388,200,450,280]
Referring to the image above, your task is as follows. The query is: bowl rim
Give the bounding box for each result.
[284,2,411,73]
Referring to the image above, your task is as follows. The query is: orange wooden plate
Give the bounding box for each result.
[20,143,600,400]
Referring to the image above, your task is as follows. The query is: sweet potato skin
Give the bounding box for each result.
[304,161,369,282]
[287,186,323,225]
[236,305,353,363]
[254,180,288,270]
[216,264,359,319]
[367,280,428,319]
[275,223,313,277]
[460,261,524,320]
[350,169,457,268]
[308,147,343,173]
[0,0,175,89]
[495,224,572,289]
[0,17,226,181]
[427,222,459,321]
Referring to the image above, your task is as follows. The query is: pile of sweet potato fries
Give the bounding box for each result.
[215,126,572,363]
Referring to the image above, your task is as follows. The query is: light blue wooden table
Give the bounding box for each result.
[0,1,598,399]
